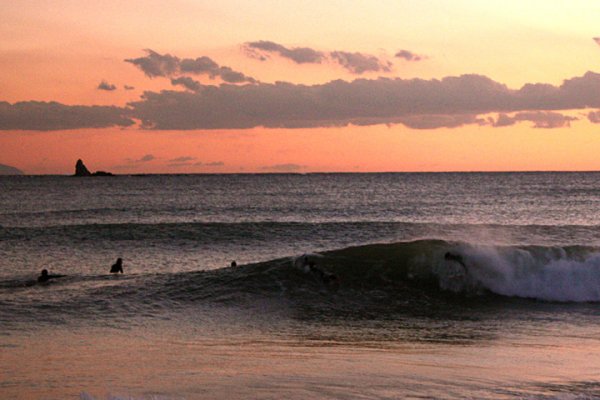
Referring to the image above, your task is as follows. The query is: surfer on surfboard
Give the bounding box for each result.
[37,269,66,283]
[444,251,470,280]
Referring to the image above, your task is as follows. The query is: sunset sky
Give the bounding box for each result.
[1,0,600,174]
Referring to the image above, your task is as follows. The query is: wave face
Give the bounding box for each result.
[3,239,600,330]
[146,239,600,304]
[295,240,600,303]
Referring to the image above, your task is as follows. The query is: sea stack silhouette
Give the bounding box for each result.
[73,159,114,177]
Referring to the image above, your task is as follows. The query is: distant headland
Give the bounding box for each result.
[0,163,24,175]
[74,159,114,177]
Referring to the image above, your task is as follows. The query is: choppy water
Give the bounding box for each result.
[1,173,600,399]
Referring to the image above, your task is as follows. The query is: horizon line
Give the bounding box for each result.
[6,169,600,176]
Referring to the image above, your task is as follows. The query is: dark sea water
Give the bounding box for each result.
[1,173,600,399]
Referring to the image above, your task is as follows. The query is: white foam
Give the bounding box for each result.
[439,245,600,302]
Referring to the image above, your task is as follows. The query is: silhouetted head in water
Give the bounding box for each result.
[444,252,467,269]
[231,261,237,267]
[38,269,49,282]
[306,261,340,289]
[38,269,65,283]
[110,258,123,274]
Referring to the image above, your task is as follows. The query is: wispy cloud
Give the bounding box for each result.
[395,49,424,62]
[169,156,197,162]
[398,114,485,130]
[493,111,577,129]
[588,110,600,123]
[97,80,117,91]
[330,51,391,74]
[167,160,224,167]
[243,41,392,74]
[126,49,255,84]
[262,163,305,172]
[171,77,202,92]
[126,154,155,163]
[125,50,179,78]
[244,41,325,64]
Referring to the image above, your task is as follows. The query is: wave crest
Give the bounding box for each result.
[286,240,600,302]
[440,243,600,302]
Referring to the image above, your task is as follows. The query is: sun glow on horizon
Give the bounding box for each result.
[1,1,600,174]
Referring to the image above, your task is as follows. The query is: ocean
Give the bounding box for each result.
[1,172,600,399]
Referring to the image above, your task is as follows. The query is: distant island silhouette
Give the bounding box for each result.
[74,159,114,176]
[0,163,24,175]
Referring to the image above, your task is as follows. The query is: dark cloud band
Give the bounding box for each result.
[128,72,600,130]
[2,72,600,131]
[0,101,133,131]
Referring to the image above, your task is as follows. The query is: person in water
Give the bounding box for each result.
[444,252,467,270]
[37,269,65,283]
[110,258,123,274]
[308,261,340,287]
[231,260,237,267]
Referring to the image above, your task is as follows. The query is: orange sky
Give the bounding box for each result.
[1,1,600,174]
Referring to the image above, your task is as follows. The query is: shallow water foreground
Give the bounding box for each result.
[3,305,600,400]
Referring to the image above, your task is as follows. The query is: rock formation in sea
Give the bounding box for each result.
[73,159,114,176]
[0,163,24,175]
[74,159,92,176]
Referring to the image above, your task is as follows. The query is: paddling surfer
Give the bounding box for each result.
[308,261,340,288]
[37,269,65,283]
[110,258,123,274]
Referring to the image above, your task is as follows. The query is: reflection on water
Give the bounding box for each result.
[3,315,600,400]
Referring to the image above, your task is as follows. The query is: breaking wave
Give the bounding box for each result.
[2,240,600,328]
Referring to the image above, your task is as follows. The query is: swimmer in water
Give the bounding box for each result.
[231,261,237,267]
[308,261,340,288]
[444,252,469,276]
[110,258,123,274]
[37,269,65,283]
